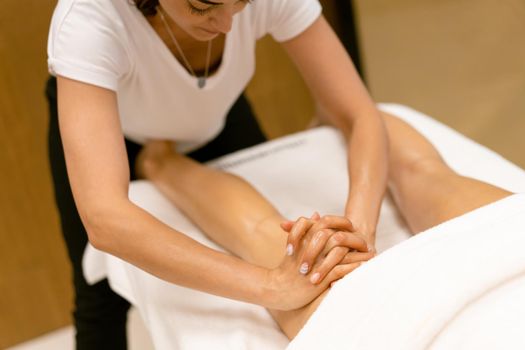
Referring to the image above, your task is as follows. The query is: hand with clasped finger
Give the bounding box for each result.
[280,213,376,287]
[265,218,356,311]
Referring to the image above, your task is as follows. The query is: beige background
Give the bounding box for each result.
[1,0,524,347]
[354,0,525,168]
[0,1,72,348]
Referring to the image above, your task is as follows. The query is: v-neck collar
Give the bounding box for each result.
[136,9,234,91]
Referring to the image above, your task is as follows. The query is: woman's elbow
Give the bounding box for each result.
[79,203,125,252]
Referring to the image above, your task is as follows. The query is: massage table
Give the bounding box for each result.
[83,104,525,349]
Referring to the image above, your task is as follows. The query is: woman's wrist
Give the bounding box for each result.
[344,210,377,245]
[260,266,297,311]
[261,268,280,309]
[345,192,381,243]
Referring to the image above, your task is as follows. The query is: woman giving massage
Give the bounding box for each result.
[47,0,388,347]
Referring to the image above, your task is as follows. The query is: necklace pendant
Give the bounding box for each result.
[197,77,206,89]
[158,6,212,91]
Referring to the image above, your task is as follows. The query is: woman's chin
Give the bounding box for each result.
[192,27,221,41]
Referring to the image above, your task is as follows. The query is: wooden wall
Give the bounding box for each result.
[0,1,72,348]
[1,0,524,347]
[354,0,525,168]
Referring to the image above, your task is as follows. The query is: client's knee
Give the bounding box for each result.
[381,112,451,180]
[398,156,451,180]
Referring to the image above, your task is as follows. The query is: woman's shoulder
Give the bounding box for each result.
[48,0,131,56]
[48,0,131,91]
[50,0,124,33]
[248,0,322,42]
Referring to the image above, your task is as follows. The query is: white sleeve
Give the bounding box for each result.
[254,0,322,42]
[47,0,130,91]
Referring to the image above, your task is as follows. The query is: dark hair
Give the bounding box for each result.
[133,0,159,16]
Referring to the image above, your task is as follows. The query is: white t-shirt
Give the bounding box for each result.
[47,0,322,152]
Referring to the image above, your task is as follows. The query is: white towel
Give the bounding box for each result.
[288,194,525,350]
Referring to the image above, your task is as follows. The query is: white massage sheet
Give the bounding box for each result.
[83,104,525,349]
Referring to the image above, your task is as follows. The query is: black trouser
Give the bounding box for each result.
[45,76,266,350]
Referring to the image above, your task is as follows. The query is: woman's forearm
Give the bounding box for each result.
[85,198,340,312]
[344,110,389,241]
[277,16,388,239]
[85,199,274,308]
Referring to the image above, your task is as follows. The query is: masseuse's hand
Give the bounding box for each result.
[267,216,360,310]
[281,215,375,285]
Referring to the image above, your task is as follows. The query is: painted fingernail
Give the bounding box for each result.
[286,244,294,256]
[310,272,320,284]
[299,262,309,274]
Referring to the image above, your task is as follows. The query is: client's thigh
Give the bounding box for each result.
[383,112,513,233]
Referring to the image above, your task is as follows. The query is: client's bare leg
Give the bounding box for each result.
[137,142,287,268]
[383,112,513,233]
[137,142,313,338]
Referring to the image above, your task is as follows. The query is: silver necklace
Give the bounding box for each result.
[157,6,213,89]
